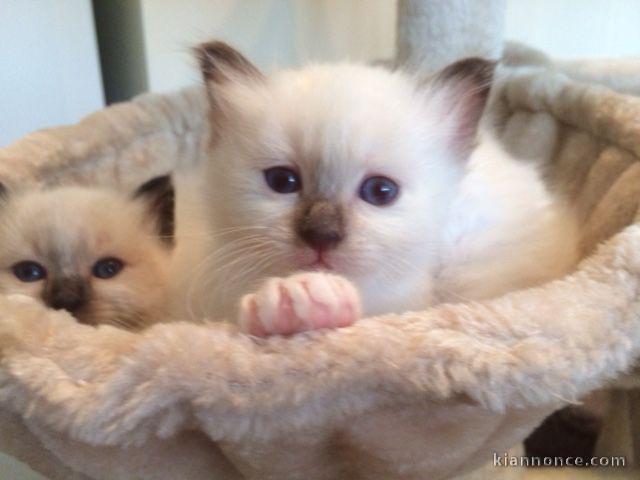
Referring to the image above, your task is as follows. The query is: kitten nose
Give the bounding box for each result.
[296,200,345,250]
[43,276,89,313]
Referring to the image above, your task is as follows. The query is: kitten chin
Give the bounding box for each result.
[174,41,578,333]
[0,176,175,330]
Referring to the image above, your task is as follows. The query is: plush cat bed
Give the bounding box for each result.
[1,59,640,480]
[3,1,640,478]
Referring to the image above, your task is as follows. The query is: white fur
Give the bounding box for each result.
[175,61,578,331]
[435,135,580,302]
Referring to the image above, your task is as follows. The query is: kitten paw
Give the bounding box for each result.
[239,272,361,337]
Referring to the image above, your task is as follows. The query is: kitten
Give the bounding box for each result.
[0,176,175,330]
[176,41,578,336]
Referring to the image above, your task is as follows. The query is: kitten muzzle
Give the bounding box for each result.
[295,199,345,251]
[43,276,90,314]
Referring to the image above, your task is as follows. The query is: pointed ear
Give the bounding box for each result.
[132,175,175,246]
[196,40,263,85]
[195,41,265,137]
[195,41,264,125]
[428,57,496,158]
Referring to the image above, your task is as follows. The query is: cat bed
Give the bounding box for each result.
[3,0,640,476]
[2,59,640,480]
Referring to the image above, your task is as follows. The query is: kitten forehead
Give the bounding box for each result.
[209,62,466,209]
[272,65,423,136]
[0,186,153,270]
[0,184,172,329]
[236,65,442,183]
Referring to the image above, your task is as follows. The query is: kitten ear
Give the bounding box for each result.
[428,57,496,158]
[196,40,264,85]
[132,175,175,246]
[195,41,264,124]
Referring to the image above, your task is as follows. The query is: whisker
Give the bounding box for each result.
[183,237,281,321]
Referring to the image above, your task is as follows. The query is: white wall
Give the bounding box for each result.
[2,0,638,147]
[0,0,103,147]
[506,0,640,59]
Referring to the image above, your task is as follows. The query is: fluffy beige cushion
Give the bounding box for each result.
[1,63,640,479]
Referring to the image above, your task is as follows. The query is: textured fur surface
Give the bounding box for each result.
[0,224,639,479]
[0,27,640,480]
[1,47,640,480]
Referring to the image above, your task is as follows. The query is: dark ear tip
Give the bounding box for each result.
[194,40,262,83]
[133,174,175,246]
[134,174,172,199]
[437,57,497,90]
[195,41,235,77]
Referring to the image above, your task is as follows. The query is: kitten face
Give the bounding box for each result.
[197,42,493,315]
[0,178,174,329]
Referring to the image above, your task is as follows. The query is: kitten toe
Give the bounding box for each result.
[239,278,303,336]
[238,294,267,337]
[282,272,360,332]
[238,272,361,337]
[331,276,361,328]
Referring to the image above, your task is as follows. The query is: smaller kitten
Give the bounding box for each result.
[0,176,174,330]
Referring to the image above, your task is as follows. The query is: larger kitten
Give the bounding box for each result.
[0,176,174,330]
[177,42,578,335]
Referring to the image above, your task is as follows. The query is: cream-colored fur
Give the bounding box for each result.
[0,186,172,329]
[0,221,639,479]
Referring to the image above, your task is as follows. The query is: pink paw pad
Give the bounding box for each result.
[239,272,361,337]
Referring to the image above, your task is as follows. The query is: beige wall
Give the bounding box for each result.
[3,0,638,146]
[139,0,396,92]
[139,0,640,94]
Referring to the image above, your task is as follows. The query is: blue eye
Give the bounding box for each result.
[359,176,400,206]
[12,261,47,282]
[264,167,301,194]
[92,257,124,279]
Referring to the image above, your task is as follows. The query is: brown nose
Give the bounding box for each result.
[43,276,89,313]
[295,200,345,250]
